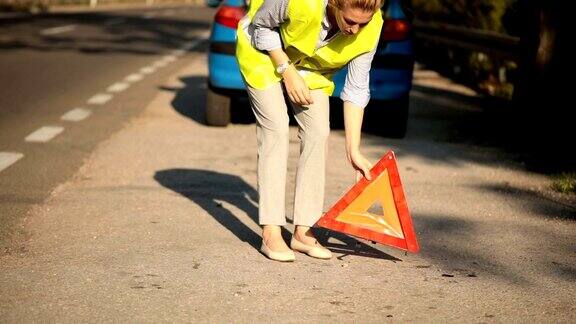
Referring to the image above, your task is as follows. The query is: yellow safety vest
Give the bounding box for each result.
[236,0,383,95]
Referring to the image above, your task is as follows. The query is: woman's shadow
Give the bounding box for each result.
[154,168,401,261]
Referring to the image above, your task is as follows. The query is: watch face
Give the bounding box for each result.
[277,61,291,74]
[277,64,286,74]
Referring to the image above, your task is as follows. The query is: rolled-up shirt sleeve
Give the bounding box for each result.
[249,0,288,51]
[340,45,377,108]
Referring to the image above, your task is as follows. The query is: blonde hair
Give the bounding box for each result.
[328,0,383,12]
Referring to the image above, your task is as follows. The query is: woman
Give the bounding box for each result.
[236,0,382,262]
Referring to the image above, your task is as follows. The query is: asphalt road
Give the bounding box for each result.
[0,5,214,243]
[1,50,574,322]
[0,5,575,322]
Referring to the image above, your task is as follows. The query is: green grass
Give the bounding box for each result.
[552,173,576,194]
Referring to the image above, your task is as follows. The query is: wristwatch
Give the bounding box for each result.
[276,60,292,75]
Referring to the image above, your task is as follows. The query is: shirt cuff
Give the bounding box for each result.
[340,89,370,108]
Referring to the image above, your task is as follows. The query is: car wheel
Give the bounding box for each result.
[364,95,409,138]
[206,87,231,127]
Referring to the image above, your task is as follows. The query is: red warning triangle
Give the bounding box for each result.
[316,150,419,253]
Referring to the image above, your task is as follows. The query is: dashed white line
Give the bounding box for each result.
[163,54,178,62]
[0,152,24,173]
[125,73,144,82]
[186,30,197,38]
[107,82,130,93]
[1,30,207,174]
[87,93,113,105]
[180,38,204,51]
[61,108,92,122]
[196,30,211,39]
[140,66,156,74]
[40,24,77,36]
[171,49,186,57]
[168,38,206,57]
[152,60,168,68]
[180,41,196,51]
[25,126,64,143]
[2,32,206,173]
[104,18,125,26]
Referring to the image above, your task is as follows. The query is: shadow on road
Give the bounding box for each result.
[165,70,575,218]
[415,211,576,285]
[163,76,207,124]
[154,168,401,261]
[170,69,575,175]
[164,75,255,126]
[158,69,576,280]
[414,213,532,285]
[475,183,576,221]
[154,168,262,249]
[407,84,575,174]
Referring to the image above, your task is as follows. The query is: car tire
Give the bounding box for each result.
[363,95,409,138]
[206,87,231,127]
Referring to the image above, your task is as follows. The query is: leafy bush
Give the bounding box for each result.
[0,0,49,12]
[552,173,576,194]
[412,0,521,99]
[412,0,517,34]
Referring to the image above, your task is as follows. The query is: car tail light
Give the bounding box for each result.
[381,19,411,41]
[215,6,245,29]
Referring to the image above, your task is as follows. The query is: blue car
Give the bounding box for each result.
[205,0,222,7]
[207,0,414,137]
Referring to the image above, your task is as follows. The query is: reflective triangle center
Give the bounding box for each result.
[335,170,405,238]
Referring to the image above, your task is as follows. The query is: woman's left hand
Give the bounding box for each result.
[346,148,373,181]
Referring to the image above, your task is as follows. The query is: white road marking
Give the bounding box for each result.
[163,54,177,62]
[40,24,77,36]
[186,30,210,38]
[125,73,144,82]
[61,108,92,122]
[171,49,186,57]
[152,60,168,68]
[197,30,211,39]
[87,93,113,105]
[25,126,64,143]
[0,152,24,173]
[104,18,125,26]
[140,66,156,74]
[180,39,203,51]
[174,38,206,57]
[107,82,130,93]
[180,35,206,51]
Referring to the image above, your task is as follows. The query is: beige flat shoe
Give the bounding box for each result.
[260,240,295,262]
[290,237,332,259]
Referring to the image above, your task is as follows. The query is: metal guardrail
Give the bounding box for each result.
[413,20,521,60]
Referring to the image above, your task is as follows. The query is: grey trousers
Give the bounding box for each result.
[246,81,330,227]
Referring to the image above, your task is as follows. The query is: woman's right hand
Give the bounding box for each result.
[282,65,314,106]
[346,147,373,182]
